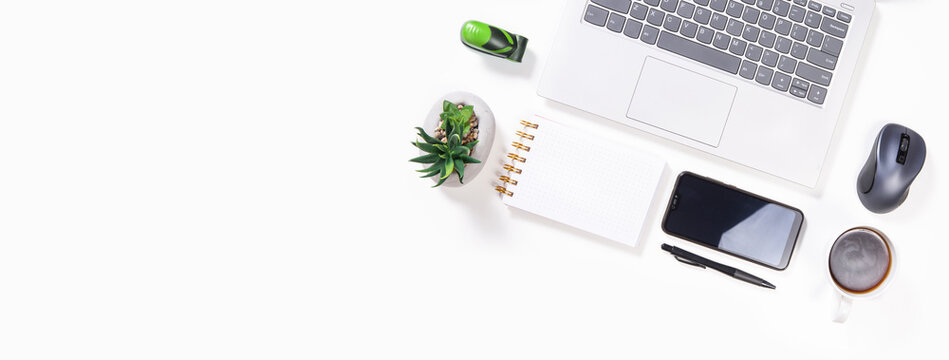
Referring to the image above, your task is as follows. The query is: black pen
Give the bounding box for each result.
[661,243,776,289]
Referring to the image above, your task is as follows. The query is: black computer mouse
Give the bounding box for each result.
[857,124,926,214]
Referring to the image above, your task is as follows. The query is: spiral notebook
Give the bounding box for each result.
[496,115,665,247]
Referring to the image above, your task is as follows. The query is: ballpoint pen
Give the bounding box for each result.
[661,243,776,289]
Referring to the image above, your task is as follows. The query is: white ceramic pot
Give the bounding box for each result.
[419,91,495,187]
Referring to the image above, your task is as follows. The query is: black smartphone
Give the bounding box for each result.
[661,172,804,270]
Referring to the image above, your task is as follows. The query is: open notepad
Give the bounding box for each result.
[495,115,666,247]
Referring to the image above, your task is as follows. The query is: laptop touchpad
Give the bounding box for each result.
[627,57,737,147]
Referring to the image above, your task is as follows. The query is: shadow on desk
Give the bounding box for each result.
[441,176,509,242]
[481,48,537,80]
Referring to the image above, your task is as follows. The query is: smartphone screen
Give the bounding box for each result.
[661,172,804,270]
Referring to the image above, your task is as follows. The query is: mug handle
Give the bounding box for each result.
[833,295,853,323]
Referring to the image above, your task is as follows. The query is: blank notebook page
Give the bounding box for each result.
[502,115,665,247]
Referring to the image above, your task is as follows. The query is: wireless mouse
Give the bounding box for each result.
[857,124,926,214]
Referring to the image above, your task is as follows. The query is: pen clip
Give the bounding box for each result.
[674,256,706,269]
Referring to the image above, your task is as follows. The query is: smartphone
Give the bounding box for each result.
[661,172,804,270]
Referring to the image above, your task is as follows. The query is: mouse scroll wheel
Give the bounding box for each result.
[897,134,910,165]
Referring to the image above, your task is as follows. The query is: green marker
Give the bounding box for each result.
[460,20,528,63]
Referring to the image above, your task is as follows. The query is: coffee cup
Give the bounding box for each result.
[827,227,896,323]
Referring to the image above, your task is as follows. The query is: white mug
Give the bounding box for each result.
[827,227,896,323]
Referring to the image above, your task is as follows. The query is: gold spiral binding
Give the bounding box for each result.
[499,176,518,186]
[499,120,539,199]
[507,153,526,163]
[503,164,522,174]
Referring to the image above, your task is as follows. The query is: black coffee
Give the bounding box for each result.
[829,228,891,294]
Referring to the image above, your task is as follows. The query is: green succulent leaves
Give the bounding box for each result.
[439,100,473,137]
[410,99,482,187]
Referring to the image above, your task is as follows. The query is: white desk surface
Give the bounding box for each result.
[1,0,946,359]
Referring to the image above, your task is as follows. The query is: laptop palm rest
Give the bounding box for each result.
[627,57,737,147]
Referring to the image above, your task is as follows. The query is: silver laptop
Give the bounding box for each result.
[538,0,874,187]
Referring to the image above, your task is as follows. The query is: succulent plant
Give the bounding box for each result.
[410,126,480,187]
[440,100,474,137]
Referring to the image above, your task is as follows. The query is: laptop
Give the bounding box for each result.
[538,0,874,187]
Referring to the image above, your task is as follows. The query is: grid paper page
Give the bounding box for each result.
[502,115,665,246]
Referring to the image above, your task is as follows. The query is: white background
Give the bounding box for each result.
[1,0,945,359]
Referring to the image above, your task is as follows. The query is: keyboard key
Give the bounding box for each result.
[743,24,760,42]
[791,41,808,59]
[711,0,728,12]
[740,60,758,79]
[759,31,777,47]
[714,32,731,50]
[648,8,666,26]
[727,1,745,18]
[696,0,711,5]
[585,5,610,26]
[806,29,824,47]
[645,0,661,6]
[821,17,849,38]
[807,49,838,70]
[823,6,836,17]
[661,0,679,12]
[607,12,626,32]
[624,18,644,38]
[837,12,852,23]
[681,20,699,38]
[678,2,696,18]
[789,5,806,22]
[791,24,808,41]
[742,0,755,5]
[756,66,774,85]
[657,31,742,73]
[796,62,832,86]
[665,14,683,32]
[711,13,728,30]
[759,13,776,30]
[775,18,792,35]
[805,11,822,28]
[727,19,744,36]
[778,55,797,73]
[695,7,712,24]
[790,86,807,98]
[746,44,764,61]
[821,35,843,56]
[631,3,648,20]
[807,84,827,104]
[642,25,661,44]
[793,0,807,6]
[773,0,791,17]
[697,26,715,44]
[743,7,760,24]
[730,38,748,55]
[792,78,810,90]
[775,36,792,53]
[772,71,791,91]
[592,0,632,13]
[762,49,779,67]
[807,1,821,12]
[757,0,774,11]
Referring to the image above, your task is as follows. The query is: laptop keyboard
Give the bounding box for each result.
[584,0,852,106]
